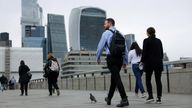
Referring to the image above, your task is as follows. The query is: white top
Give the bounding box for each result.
[128,49,142,64]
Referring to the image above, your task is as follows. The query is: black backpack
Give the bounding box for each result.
[107,30,126,58]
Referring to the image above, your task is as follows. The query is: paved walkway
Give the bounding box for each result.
[0,90,191,108]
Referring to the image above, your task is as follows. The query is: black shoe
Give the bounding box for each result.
[49,93,52,96]
[56,89,60,96]
[105,97,111,105]
[156,97,161,104]
[20,94,23,96]
[146,97,154,103]
[116,98,129,107]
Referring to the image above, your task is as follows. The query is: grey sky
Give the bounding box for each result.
[0,0,191,60]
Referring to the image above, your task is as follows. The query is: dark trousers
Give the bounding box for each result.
[146,70,162,98]
[20,83,28,95]
[48,73,59,95]
[107,56,127,100]
[132,64,145,94]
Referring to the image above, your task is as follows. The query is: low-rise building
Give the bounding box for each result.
[0,47,43,81]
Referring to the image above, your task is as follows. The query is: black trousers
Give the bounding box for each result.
[48,72,59,95]
[107,56,127,100]
[145,70,162,98]
[20,83,28,95]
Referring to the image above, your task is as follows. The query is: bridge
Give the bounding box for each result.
[0,60,192,108]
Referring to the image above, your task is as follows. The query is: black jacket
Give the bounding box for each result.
[0,76,8,84]
[19,64,30,84]
[141,36,164,72]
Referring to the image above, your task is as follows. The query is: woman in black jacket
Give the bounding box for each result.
[44,53,60,96]
[19,60,30,96]
[141,27,164,104]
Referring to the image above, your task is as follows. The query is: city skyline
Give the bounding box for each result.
[0,0,191,60]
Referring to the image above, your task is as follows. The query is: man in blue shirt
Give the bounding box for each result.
[96,18,129,107]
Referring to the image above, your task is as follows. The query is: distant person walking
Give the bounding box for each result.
[97,18,129,107]
[44,53,60,96]
[0,75,8,91]
[141,27,164,104]
[19,60,31,96]
[128,42,146,98]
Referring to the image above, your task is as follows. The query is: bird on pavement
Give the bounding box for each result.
[90,93,97,103]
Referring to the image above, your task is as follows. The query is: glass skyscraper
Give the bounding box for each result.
[21,0,44,47]
[21,0,46,62]
[22,26,45,47]
[69,7,106,51]
[125,34,135,50]
[47,14,68,62]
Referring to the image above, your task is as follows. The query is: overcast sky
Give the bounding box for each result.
[0,0,191,60]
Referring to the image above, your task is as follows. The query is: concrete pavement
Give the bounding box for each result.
[0,90,192,108]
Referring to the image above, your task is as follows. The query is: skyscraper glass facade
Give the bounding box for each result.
[125,34,135,50]
[22,26,45,47]
[21,0,46,62]
[47,14,68,61]
[69,7,106,51]
[80,9,105,50]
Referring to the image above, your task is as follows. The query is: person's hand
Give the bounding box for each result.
[122,64,127,69]
[97,59,101,64]
[139,62,144,70]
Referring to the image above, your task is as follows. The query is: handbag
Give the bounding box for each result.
[27,71,32,79]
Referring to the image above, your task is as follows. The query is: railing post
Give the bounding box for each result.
[166,65,170,93]
[94,76,96,90]
[84,74,87,90]
[129,73,132,91]
[77,75,80,90]
[104,75,106,90]
[66,78,68,89]
[71,76,73,90]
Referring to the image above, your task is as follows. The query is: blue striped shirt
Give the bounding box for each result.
[96,26,128,64]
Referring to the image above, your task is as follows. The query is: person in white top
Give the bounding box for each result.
[128,42,146,98]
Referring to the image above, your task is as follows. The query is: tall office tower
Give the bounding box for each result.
[21,0,46,62]
[0,32,12,47]
[47,14,68,62]
[125,34,135,50]
[69,7,106,51]
[21,0,44,47]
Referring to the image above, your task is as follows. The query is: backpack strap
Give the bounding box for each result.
[108,29,115,34]
[105,29,116,52]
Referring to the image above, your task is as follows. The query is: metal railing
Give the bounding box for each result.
[30,60,192,93]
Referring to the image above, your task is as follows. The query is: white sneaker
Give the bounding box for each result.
[141,93,147,98]
[135,93,139,97]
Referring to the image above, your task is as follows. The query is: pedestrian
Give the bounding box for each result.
[44,53,60,96]
[18,60,31,96]
[0,75,8,91]
[141,27,164,104]
[9,76,16,90]
[96,18,129,107]
[128,42,146,98]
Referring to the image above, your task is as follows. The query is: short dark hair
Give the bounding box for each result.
[147,27,156,36]
[106,18,115,26]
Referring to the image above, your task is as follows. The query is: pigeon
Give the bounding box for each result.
[90,93,97,103]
